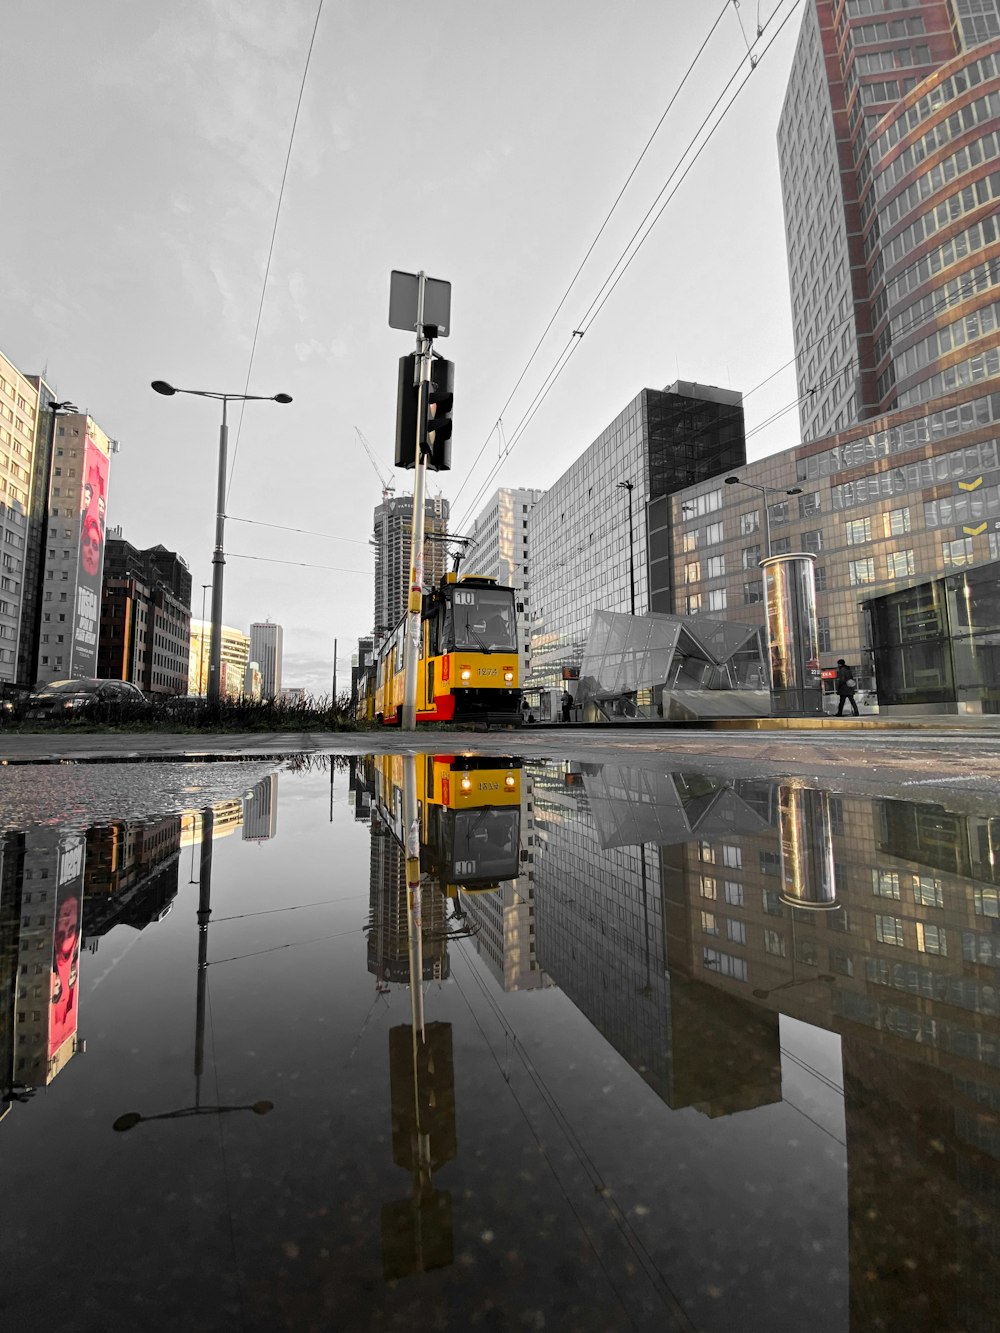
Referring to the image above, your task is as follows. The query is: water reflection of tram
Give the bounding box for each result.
[362,573,522,726]
[371,754,522,893]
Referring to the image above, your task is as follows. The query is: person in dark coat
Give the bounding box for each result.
[835,659,859,716]
[561,689,573,723]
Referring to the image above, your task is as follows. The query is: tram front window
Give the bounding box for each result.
[451,809,520,880]
[451,588,517,652]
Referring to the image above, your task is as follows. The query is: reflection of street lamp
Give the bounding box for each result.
[151,381,292,705]
[753,972,835,1000]
[25,399,78,686]
[113,806,274,1131]
[616,480,636,616]
[724,475,802,559]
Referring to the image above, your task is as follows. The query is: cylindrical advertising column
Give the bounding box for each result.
[777,784,839,911]
[760,552,823,715]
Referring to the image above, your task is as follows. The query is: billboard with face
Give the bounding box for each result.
[49,836,84,1060]
[71,436,110,676]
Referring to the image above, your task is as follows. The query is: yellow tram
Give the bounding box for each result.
[370,753,522,893]
[371,573,521,726]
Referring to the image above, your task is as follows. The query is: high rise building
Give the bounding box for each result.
[243,775,278,841]
[0,352,40,685]
[34,409,115,686]
[462,487,544,683]
[98,534,192,695]
[778,1,1000,443]
[187,620,250,697]
[249,620,283,697]
[372,494,449,639]
[527,380,745,698]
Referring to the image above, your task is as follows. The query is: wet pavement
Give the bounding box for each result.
[2,750,999,1330]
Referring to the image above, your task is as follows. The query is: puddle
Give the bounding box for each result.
[1,753,997,1330]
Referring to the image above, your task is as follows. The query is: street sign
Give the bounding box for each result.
[389,270,451,336]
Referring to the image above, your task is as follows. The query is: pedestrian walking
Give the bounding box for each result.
[835,659,859,716]
[561,689,573,723]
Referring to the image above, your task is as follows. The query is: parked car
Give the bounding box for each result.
[26,678,150,721]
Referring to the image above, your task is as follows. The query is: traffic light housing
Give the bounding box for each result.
[394,354,418,468]
[424,357,453,472]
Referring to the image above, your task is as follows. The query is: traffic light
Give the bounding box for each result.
[394,354,418,468]
[424,357,453,472]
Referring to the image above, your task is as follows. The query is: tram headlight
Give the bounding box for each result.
[460,667,472,682]
[460,775,473,791]
[503,668,514,683]
[504,773,516,789]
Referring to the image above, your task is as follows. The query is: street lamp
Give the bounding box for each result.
[616,479,636,616]
[25,399,78,686]
[724,475,802,559]
[151,381,291,705]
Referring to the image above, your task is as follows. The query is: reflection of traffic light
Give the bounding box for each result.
[424,358,453,472]
[394,353,418,468]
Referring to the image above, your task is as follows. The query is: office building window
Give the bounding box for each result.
[763,928,786,957]
[802,529,823,552]
[886,549,915,578]
[943,537,974,568]
[872,869,901,898]
[772,537,792,555]
[684,561,701,584]
[701,911,719,936]
[703,949,747,981]
[706,521,724,545]
[724,881,744,906]
[742,544,762,569]
[686,593,702,614]
[849,558,876,585]
[916,922,947,955]
[743,582,763,604]
[913,875,943,908]
[726,918,747,945]
[708,588,727,612]
[883,507,911,537]
[722,845,742,868]
[740,510,760,536]
[817,616,832,652]
[707,555,725,578]
[876,914,905,946]
[846,517,872,545]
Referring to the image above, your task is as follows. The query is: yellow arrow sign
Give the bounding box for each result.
[964,522,987,536]
[959,477,983,491]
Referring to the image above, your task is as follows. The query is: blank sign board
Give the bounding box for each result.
[388,270,451,337]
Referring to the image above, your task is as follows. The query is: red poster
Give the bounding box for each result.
[49,837,84,1059]
[71,438,110,676]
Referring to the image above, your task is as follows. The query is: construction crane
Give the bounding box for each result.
[355,426,395,500]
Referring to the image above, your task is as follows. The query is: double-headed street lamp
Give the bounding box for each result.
[151,381,291,705]
[724,474,802,559]
[616,479,636,616]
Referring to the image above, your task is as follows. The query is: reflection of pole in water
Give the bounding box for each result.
[381,754,455,1279]
[778,784,838,911]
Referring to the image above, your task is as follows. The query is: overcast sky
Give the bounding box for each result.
[0,0,806,695]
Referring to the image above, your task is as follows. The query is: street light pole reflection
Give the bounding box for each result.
[113,805,274,1132]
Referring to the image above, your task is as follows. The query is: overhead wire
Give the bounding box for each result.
[226,0,325,503]
[454,0,804,531]
[448,0,736,515]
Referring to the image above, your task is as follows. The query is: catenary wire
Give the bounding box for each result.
[227,515,372,547]
[449,0,734,514]
[227,553,371,574]
[454,0,803,531]
[226,0,325,503]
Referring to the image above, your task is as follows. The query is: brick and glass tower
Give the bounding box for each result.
[778,1,1000,442]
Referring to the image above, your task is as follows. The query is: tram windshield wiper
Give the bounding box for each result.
[462,614,490,653]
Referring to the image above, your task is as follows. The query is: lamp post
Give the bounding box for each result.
[724,475,802,559]
[25,398,78,686]
[616,479,636,616]
[151,381,291,705]
[198,583,210,694]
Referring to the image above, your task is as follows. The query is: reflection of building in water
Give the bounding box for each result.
[242,774,278,842]
[368,814,450,985]
[348,757,373,824]
[82,816,181,945]
[660,778,1000,1326]
[0,833,25,1121]
[179,801,244,848]
[461,768,549,993]
[12,830,85,1092]
[533,763,783,1115]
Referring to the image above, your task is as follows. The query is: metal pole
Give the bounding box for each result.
[762,485,772,560]
[332,636,337,706]
[199,584,210,693]
[402,273,430,731]
[208,399,228,706]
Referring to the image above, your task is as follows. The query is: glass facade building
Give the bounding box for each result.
[671,380,1000,697]
[527,381,745,703]
[779,1,1000,442]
